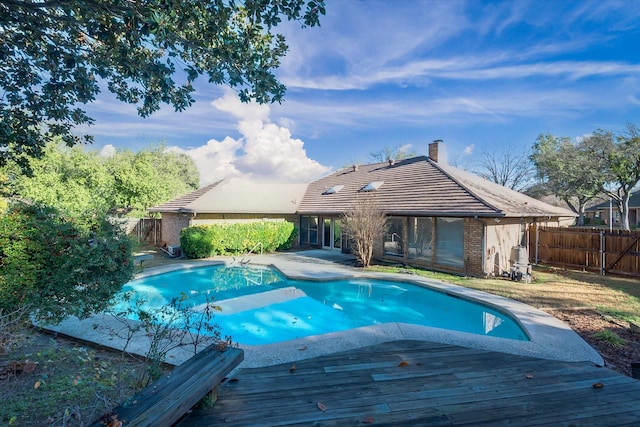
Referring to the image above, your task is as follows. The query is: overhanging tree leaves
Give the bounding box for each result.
[530,134,604,226]
[0,0,325,168]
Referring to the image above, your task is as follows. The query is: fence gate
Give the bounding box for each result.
[132,218,162,245]
[531,226,640,278]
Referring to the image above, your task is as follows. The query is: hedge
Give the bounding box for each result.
[180,221,297,259]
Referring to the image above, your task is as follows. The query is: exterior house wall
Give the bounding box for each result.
[372,216,568,277]
[376,216,489,276]
[464,218,484,276]
[161,213,193,246]
[484,219,524,277]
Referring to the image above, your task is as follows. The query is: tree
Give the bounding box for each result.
[106,146,199,215]
[341,196,387,267]
[369,145,417,163]
[10,141,114,224]
[473,148,535,192]
[0,0,325,169]
[5,142,200,219]
[583,126,640,230]
[0,202,133,324]
[530,134,604,226]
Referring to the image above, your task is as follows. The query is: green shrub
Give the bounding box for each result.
[0,202,133,324]
[180,225,217,258]
[180,221,297,259]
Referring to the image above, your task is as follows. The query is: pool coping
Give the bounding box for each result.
[44,251,605,369]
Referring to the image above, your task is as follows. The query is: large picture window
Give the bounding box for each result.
[435,217,464,267]
[384,217,404,257]
[408,217,433,260]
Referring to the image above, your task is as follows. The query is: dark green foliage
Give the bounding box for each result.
[0,202,133,324]
[0,0,325,170]
[180,222,296,258]
[180,225,220,259]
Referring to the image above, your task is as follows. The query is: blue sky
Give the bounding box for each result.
[82,0,640,185]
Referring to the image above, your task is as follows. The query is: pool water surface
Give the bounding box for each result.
[113,265,528,345]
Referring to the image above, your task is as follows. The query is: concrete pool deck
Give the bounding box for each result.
[45,250,604,369]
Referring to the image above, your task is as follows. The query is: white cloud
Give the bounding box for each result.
[99,144,117,157]
[168,92,330,185]
[464,144,474,155]
[211,92,270,121]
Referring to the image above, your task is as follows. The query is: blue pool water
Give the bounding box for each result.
[112,265,529,345]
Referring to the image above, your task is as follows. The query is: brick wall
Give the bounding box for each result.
[464,218,484,276]
[161,213,193,246]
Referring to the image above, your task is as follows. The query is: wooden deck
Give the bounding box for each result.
[179,340,640,426]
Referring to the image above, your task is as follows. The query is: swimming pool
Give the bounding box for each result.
[113,265,528,345]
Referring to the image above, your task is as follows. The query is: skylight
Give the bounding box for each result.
[324,184,344,195]
[361,181,384,192]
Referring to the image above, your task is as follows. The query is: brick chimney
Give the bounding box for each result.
[428,140,447,164]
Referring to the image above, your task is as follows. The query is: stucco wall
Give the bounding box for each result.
[484,219,524,277]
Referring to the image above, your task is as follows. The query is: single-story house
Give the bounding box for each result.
[148,178,308,247]
[149,141,576,277]
[584,193,640,228]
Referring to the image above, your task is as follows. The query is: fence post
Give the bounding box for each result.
[535,226,540,265]
[600,230,605,276]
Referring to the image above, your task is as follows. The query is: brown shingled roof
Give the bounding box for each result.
[298,156,576,218]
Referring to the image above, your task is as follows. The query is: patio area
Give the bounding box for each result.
[179,339,640,426]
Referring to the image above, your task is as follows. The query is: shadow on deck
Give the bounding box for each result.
[178,340,640,427]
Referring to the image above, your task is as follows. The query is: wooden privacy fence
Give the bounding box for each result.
[131,218,162,245]
[530,226,640,278]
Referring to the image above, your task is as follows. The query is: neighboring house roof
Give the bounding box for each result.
[298,156,576,218]
[148,178,308,214]
[585,192,640,211]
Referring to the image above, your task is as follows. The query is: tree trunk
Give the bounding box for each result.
[620,194,631,231]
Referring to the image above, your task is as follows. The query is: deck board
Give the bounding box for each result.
[178,340,640,426]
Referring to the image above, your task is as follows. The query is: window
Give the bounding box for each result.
[309,216,318,244]
[300,215,318,245]
[324,184,344,195]
[361,181,384,192]
[384,217,404,257]
[435,217,464,267]
[408,217,433,260]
